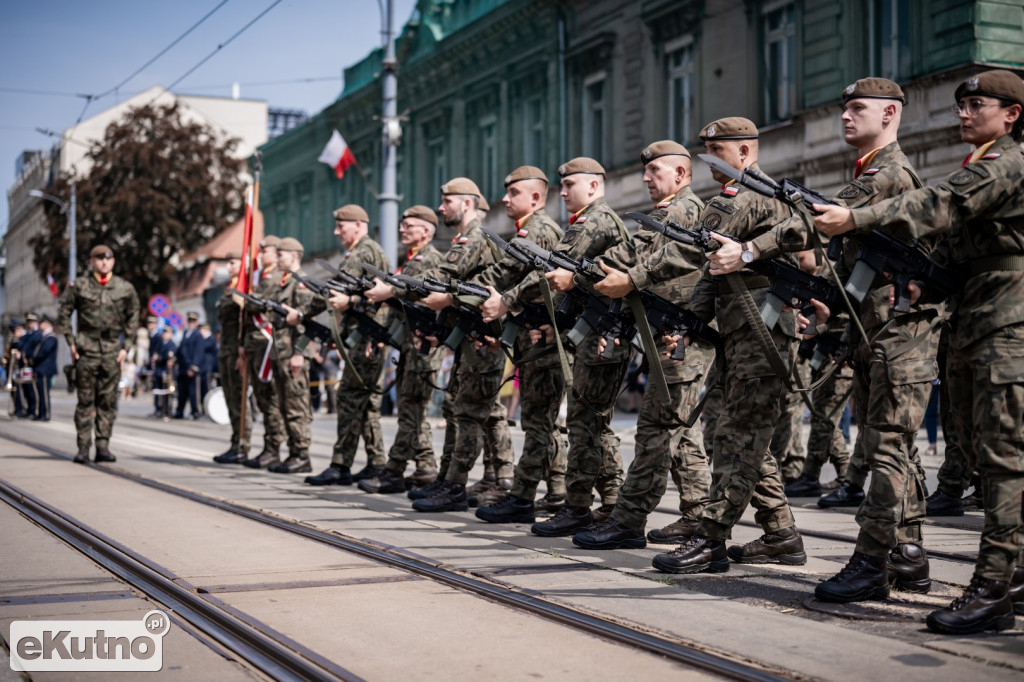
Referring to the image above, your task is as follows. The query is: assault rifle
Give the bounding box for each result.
[360,263,449,354]
[637,290,722,360]
[315,259,377,294]
[797,331,848,371]
[233,289,333,345]
[626,211,842,335]
[289,271,401,350]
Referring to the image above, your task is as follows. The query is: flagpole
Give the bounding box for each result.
[237,153,262,445]
[378,0,399,266]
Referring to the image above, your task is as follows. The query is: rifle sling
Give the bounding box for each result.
[969,255,1024,276]
[625,291,670,404]
[539,277,574,390]
[329,311,366,390]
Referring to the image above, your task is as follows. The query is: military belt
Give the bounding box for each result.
[969,255,1024,277]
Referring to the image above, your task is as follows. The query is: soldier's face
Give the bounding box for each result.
[334,219,363,249]
[841,98,887,147]
[703,141,746,184]
[957,96,1020,145]
[91,254,115,276]
[278,250,299,271]
[560,176,596,213]
[502,181,539,220]
[642,158,687,202]
[399,218,431,247]
[438,195,466,228]
[227,258,241,277]
[260,246,278,268]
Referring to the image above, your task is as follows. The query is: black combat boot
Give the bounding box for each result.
[408,477,446,500]
[268,453,312,474]
[926,576,1015,635]
[887,543,931,593]
[534,492,566,513]
[411,481,468,513]
[651,536,729,574]
[304,463,352,485]
[784,474,822,498]
[817,480,864,508]
[476,496,536,524]
[73,446,90,464]
[94,444,116,463]
[213,448,248,464]
[924,489,965,517]
[352,464,385,482]
[646,517,699,544]
[244,448,281,469]
[572,518,646,550]
[530,505,593,537]
[470,477,512,508]
[1009,566,1024,615]
[727,527,807,565]
[359,469,406,494]
[406,468,438,488]
[815,552,889,602]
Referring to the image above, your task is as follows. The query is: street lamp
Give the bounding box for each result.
[376,0,400,267]
[29,183,77,333]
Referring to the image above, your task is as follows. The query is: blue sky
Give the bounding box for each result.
[0,0,418,236]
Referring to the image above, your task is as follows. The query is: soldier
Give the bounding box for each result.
[304,205,391,485]
[711,80,938,600]
[360,205,446,493]
[813,69,1024,634]
[30,315,58,421]
[408,177,514,513]
[533,157,632,536]
[242,236,288,470]
[263,237,317,474]
[173,312,201,419]
[605,118,807,573]
[58,244,140,463]
[572,141,713,549]
[213,250,253,464]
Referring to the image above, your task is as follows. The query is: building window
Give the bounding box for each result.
[297,192,311,244]
[763,0,796,124]
[582,73,606,161]
[523,97,545,167]
[666,38,695,144]
[480,116,498,201]
[426,137,447,205]
[869,0,910,81]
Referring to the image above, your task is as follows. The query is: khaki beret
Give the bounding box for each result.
[956,69,1024,107]
[557,157,605,177]
[186,311,199,322]
[25,312,39,322]
[90,244,114,259]
[440,177,482,197]
[402,205,438,227]
[842,77,906,104]
[504,165,548,188]
[260,235,280,248]
[640,140,691,164]
[699,117,758,141]
[333,204,369,223]
[225,249,242,260]
[277,237,304,253]
[479,196,490,212]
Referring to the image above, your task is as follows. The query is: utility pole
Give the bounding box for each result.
[378,0,400,266]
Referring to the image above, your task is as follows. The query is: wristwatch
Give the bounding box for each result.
[740,242,755,264]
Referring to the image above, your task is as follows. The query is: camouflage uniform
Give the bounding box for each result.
[58,271,139,451]
[599,187,713,531]
[753,142,937,557]
[216,278,251,454]
[243,266,286,454]
[473,208,567,500]
[801,335,852,483]
[772,364,808,482]
[933,326,972,497]
[270,270,317,456]
[850,132,1024,582]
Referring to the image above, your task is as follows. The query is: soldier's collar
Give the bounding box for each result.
[655,192,676,209]
[854,146,884,178]
[514,211,535,230]
[569,204,590,225]
[966,139,998,165]
[93,272,112,286]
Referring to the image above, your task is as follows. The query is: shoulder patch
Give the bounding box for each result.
[722,185,739,197]
[949,170,975,186]
[703,213,723,230]
[838,185,862,199]
[445,250,460,263]
[708,198,735,214]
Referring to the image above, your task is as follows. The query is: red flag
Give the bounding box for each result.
[238,185,255,294]
[46,272,59,297]
[318,130,357,179]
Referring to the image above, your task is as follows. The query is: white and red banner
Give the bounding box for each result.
[46,273,59,297]
[317,130,357,179]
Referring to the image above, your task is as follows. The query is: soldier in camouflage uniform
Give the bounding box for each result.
[212,250,252,464]
[303,205,391,486]
[360,205,445,493]
[573,141,713,550]
[815,69,1024,634]
[59,244,140,463]
[410,177,515,513]
[715,80,938,600]
[604,118,807,574]
[532,157,633,537]
[465,166,570,523]
[242,236,288,470]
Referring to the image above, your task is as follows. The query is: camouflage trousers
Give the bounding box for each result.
[74,352,122,450]
[851,315,938,557]
[564,338,631,509]
[773,361,811,481]
[385,347,443,475]
[613,352,712,531]
[800,361,853,481]
[271,355,312,455]
[331,351,386,468]
[701,361,723,459]
[934,330,973,497]
[444,346,514,486]
[219,347,251,454]
[244,335,285,452]
[509,353,568,501]
[948,323,1024,582]
[697,330,797,540]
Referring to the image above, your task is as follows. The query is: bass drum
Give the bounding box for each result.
[203,386,230,425]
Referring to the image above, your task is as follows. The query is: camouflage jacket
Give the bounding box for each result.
[472,209,563,310]
[243,265,281,346]
[309,235,390,321]
[58,272,139,357]
[421,217,500,283]
[271,270,317,360]
[851,134,1024,349]
[216,277,243,352]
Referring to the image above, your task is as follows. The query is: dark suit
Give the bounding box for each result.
[31,330,58,420]
[175,326,200,417]
[149,329,164,412]
[19,327,41,416]
[195,331,218,411]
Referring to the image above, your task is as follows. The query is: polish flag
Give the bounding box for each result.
[46,272,59,297]
[318,130,357,179]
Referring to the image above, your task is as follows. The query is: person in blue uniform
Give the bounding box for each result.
[30,315,58,421]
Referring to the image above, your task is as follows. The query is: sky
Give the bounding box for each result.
[0,0,419,237]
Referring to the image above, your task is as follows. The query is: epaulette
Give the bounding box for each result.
[863,168,880,175]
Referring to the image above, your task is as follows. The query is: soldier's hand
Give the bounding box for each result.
[596,335,621,356]
[663,333,689,357]
[796,298,832,338]
[594,263,634,298]
[283,304,303,326]
[813,204,855,237]
[70,345,79,362]
[530,324,555,345]
[420,333,440,349]
[545,268,576,292]
[235,355,244,373]
[889,281,922,307]
[289,353,305,378]
[480,286,508,323]
[117,348,127,365]
[364,280,393,304]
[422,292,452,311]
[329,291,352,312]
[707,234,751,275]
[480,334,500,350]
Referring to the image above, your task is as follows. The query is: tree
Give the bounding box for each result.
[31,102,247,307]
